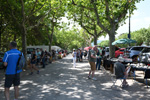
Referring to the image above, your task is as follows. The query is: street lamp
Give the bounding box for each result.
[128,9,131,39]
[128,0,131,39]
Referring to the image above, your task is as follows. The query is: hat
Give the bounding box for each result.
[73,49,75,50]
[118,57,124,62]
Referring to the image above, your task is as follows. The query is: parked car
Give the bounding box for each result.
[0,52,4,69]
[138,47,150,63]
[104,47,109,58]
[129,46,148,59]
[104,46,120,58]
[115,48,125,58]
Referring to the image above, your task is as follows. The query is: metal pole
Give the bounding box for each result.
[128,9,131,46]
[129,9,131,39]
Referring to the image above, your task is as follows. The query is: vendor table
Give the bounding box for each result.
[130,64,150,88]
[103,58,132,73]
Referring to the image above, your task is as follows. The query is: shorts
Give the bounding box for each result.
[5,73,20,88]
[31,60,36,64]
[37,58,41,63]
[89,62,96,71]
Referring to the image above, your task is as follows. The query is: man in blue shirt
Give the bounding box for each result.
[3,41,22,100]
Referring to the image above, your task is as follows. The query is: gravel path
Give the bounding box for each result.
[0,54,150,100]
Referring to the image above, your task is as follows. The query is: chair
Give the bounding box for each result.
[111,66,131,88]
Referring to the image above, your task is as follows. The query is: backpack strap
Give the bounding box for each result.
[16,52,22,74]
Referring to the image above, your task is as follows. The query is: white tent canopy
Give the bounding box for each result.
[51,46,61,51]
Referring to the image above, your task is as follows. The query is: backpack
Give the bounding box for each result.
[16,53,25,71]
[88,50,91,61]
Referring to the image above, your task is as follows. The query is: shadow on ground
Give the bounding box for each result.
[0,56,150,100]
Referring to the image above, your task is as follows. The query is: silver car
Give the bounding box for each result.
[129,46,149,59]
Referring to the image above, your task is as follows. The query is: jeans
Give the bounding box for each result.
[42,57,45,68]
[96,58,101,70]
[73,57,76,67]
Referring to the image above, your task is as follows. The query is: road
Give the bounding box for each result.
[0,54,150,100]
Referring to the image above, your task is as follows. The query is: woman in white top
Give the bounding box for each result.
[72,49,77,68]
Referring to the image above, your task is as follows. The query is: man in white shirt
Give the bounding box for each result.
[72,49,77,68]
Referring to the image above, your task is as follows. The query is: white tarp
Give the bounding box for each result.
[51,46,61,51]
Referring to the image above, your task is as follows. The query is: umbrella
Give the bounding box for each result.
[84,47,92,51]
[112,39,136,45]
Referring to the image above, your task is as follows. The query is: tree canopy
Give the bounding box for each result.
[0,0,146,59]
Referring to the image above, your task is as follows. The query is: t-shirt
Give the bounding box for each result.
[97,48,102,58]
[36,52,41,59]
[72,52,77,58]
[88,49,96,62]
[114,62,125,78]
[41,51,45,58]
[77,51,80,56]
[31,54,36,61]
[3,49,22,75]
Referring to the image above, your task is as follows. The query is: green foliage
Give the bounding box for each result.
[100,26,150,48]
[54,24,85,50]
[0,0,147,54]
[98,40,109,47]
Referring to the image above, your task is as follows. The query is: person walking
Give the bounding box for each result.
[84,50,87,59]
[88,46,98,81]
[72,49,77,68]
[29,50,39,75]
[36,49,41,67]
[3,41,23,100]
[80,50,83,62]
[77,49,80,62]
[96,46,102,70]
[41,48,46,68]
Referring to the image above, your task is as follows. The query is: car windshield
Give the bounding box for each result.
[131,47,144,51]
[141,47,150,53]
[120,49,125,52]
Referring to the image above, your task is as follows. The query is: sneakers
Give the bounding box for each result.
[88,76,97,81]
[122,84,129,88]
[92,77,97,81]
[88,76,92,79]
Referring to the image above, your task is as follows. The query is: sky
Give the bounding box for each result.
[99,0,150,41]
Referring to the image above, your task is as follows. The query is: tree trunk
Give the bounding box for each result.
[21,26,27,67]
[21,0,27,68]
[94,36,97,45]
[48,21,54,52]
[49,43,51,52]
[0,32,1,51]
[109,25,116,58]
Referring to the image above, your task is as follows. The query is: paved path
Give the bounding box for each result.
[0,54,150,100]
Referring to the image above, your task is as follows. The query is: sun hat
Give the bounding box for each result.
[118,57,124,62]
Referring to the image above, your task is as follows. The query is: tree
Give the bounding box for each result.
[4,0,55,67]
[92,0,143,57]
[69,0,142,57]
[68,1,104,45]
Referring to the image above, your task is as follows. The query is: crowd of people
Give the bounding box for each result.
[72,46,130,87]
[72,49,87,68]
[2,41,130,100]
[29,48,50,75]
